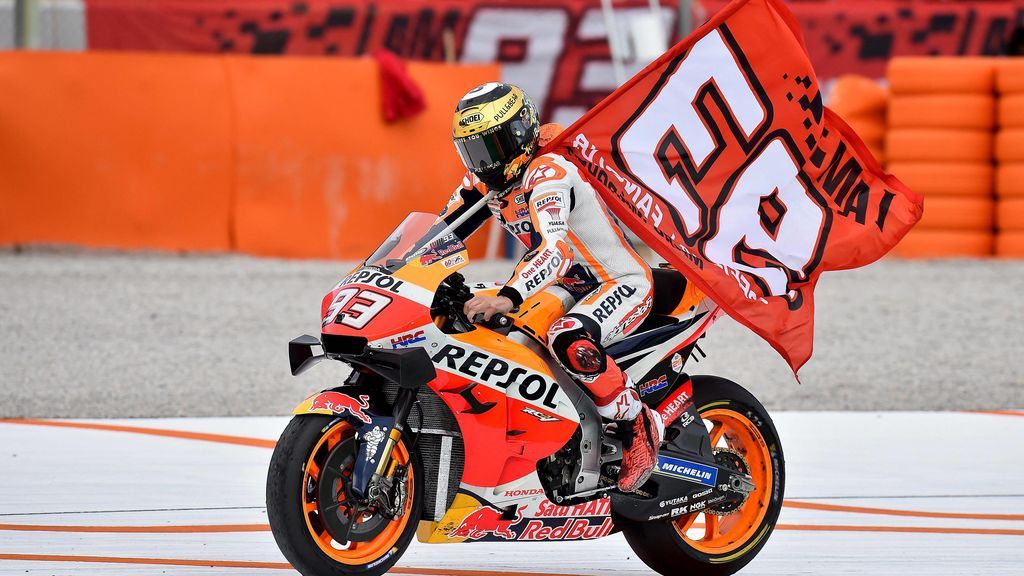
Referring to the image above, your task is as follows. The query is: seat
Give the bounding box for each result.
[650,267,689,315]
[605,267,708,362]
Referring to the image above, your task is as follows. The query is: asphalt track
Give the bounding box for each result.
[0,251,1021,417]
[0,411,1021,575]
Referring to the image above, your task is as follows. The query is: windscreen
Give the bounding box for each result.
[364,212,467,272]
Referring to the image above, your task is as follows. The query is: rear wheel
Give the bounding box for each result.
[623,375,785,576]
[267,416,423,576]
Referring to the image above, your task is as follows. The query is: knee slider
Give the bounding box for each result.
[547,316,607,377]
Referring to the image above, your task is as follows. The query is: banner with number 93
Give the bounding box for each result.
[543,0,924,375]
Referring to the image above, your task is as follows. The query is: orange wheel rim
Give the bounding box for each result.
[302,421,414,565]
[673,408,773,555]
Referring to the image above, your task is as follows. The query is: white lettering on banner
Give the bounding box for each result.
[461,9,569,115]
[619,30,767,236]
[614,28,825,302]
[705,138,825,297]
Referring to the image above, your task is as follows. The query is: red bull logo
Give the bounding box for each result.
[308,392,372,424]
[450,506,523,540]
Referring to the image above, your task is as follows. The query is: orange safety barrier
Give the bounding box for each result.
[886,129,992,163]
[916,197,994,230]
[888,57,996,95]
[996,232,1024,257]
[829,75,886,162]
[998,94,1024,128]
[997,164,1024,197]
[842,116,886,143]
[0,52,499,258]
[829,75,888,118]
[996,129,1024,163]
[886,162,993,197]
[884,57,1024,258]
[997,199,1024,231]
[891,229,993,258]
[889,94,995,130]
[997,59,1024,95]
[0,52,234,251]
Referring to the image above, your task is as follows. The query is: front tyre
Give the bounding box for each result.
[267,416,423,576]
[623,375,785,576]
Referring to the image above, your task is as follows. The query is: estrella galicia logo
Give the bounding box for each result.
[638,374,669,397]
[655,455,718,486]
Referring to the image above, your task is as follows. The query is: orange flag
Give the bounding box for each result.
[543,0,923,374]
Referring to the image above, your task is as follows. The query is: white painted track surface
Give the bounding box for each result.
[1,412,1022,575]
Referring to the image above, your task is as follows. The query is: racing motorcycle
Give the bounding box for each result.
[267,206,785,576]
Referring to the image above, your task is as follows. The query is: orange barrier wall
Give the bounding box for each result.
[885,58,999,258]
[0,52,499,258]
[996,60,1024,258]
[829,75,888,163]
[228,57,495,259]
[0,52,234,252]
[880,58,1024,259]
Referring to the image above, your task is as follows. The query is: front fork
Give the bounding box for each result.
[370,386,416,480]
[360,387,416,518]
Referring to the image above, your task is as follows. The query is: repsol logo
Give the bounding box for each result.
[432,344,559,410]
[524,254,563,291]
[340,269,405,293]
[508,220,534,236]
[593,284,637,322]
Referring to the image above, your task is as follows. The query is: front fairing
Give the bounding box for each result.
[320,213,470,345]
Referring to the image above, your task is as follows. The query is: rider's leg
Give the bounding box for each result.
[546,281,663,492]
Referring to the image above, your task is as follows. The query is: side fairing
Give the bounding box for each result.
[424,328,579,489]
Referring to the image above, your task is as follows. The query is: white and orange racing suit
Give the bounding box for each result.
[440,152,654,421]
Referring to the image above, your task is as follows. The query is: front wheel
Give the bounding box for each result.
[267,415,423,576]
[623,375,785,576]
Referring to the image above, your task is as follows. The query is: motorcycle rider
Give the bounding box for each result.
[439,82,663,493]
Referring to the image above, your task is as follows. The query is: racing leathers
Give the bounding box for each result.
[440,152,663,492]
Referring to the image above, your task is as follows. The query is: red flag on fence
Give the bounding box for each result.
[543,0,923,375]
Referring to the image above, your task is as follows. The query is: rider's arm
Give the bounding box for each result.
[498,181,573,307]
[439,172,492,240]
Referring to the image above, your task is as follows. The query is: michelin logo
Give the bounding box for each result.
[654,455,718,486]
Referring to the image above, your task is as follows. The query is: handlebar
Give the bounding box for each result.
[472,312,513,331]
[433,273,515,334]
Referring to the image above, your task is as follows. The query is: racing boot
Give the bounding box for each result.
[613,403,664,493]
[587,363,665,493]
[555,333,664,492]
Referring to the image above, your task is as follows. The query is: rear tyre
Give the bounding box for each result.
[623,375,785,576]
[267,415,423,576]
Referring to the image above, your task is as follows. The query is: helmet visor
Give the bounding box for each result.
[454,113,536,171]
[453,125,518,173]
